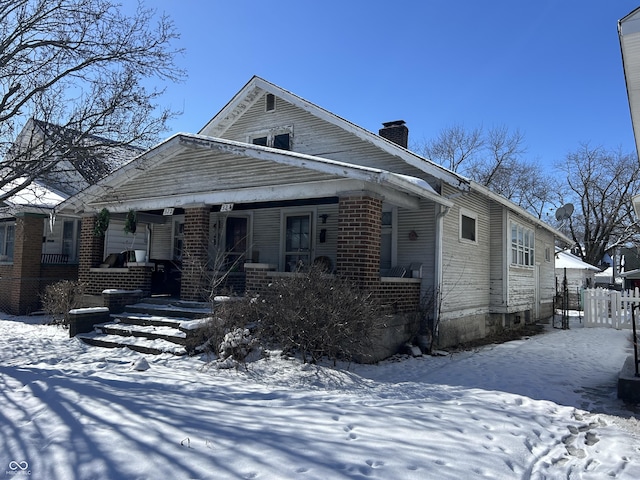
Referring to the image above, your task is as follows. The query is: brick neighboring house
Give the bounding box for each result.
[0,119,140,314]
[59,76,570,351]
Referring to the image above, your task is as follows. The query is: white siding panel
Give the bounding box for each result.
[252,208,281,265]
[440,187,491,315]
[104,220,148,256]
[396,201,436,282]
[221,94,434,181]
[150,222,172,260]
[489,203,505,309]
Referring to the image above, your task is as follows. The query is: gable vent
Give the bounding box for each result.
[266,93,276,112]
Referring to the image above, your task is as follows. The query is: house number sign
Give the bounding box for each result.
[220,203,234,212]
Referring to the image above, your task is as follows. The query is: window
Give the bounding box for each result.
[545,246,551,262]
[266,93,276,112]
[511,222,534,267]
[459,210,477,243]
[380,208,397,273]
[173,220,184,261]
[62,220,79,261]
[249,126,293,151]
[284,213,311,271]
[0,222,15,262]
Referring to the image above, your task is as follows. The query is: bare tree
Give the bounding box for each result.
[0,0,185,201]
[559,143,640,266]
[417,123,558,217]
[420,123,484,172]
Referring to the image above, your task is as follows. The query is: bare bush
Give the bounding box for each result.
[40,280,85,326]
[256,265,379,363]
[186,296,261,360]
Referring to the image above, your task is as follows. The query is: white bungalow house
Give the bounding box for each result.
[59,76,570,350]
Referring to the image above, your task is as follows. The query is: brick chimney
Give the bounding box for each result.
[379,120,408,148]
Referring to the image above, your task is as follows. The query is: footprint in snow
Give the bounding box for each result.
[366,460,384,468]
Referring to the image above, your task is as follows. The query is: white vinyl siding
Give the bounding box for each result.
[104,220,148,257]
[439,188,491,316]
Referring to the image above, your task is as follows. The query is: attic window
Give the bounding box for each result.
[249,126,292,151]
[266,94,276,112]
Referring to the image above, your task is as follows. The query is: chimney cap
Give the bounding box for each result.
[382,120,406,128]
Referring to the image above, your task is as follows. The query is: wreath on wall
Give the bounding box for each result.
[94,208,110,237]
[124,210,137,235]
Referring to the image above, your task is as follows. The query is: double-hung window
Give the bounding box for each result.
[511,222,534,267]
[0,222,15,262]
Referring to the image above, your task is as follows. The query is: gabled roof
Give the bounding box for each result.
[61,133,453,214]
[199,76,470,192]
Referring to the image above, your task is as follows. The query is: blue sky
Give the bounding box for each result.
[144,0,640,171]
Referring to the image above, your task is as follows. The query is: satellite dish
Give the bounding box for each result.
[555,203,574,221]
[564,203,574,216]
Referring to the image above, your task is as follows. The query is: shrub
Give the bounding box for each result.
[40,280,86,326]
[256,265,379,363]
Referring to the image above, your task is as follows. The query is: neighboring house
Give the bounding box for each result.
[620,9,640,255]
[555,248,600,309]
[59,76,570,350]
[0,119,140,314]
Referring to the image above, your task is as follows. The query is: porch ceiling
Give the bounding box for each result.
[71,134,446,214]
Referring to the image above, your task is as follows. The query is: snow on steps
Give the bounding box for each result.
[77,299,212,356]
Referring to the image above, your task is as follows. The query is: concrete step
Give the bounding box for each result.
[122,299,211,320]
[95,321,188,345]
[77,298,212,355]
[77,331,188,355]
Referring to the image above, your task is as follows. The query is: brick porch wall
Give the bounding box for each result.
[377,279,421,314]
[181,206,211,301]
[84,266,153,296]
[6,214,45,314]
[78,215,105,285]
[336,192,382,290]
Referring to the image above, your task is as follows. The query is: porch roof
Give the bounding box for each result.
[59,133,453,214]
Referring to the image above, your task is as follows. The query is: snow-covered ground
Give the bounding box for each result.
[1,311,639,479]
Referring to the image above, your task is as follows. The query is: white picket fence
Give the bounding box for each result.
[583,288,640,329]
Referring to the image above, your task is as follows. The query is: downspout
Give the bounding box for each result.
[433,203,451,339]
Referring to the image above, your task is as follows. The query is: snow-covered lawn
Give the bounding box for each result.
[1,312,640,479]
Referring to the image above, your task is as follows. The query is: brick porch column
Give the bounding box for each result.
[12,213,45,314]
[336,191,382,290]
[180,205,210,301]
[78,214,104,286]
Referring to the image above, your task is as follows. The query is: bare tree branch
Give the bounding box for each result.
[0,0,185,203]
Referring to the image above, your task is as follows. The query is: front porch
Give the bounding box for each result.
[77,191,428,315]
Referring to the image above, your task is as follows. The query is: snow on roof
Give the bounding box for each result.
[555,249,601,271]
